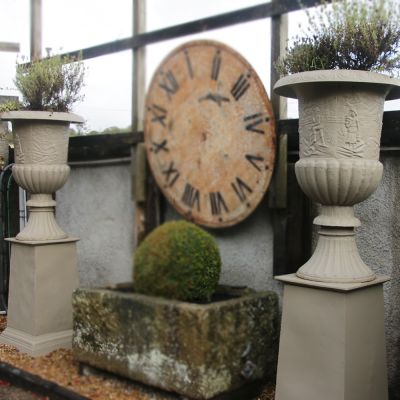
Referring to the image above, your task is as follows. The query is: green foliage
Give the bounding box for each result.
[276,0,400,75]
[134,220,221,302]
[14,55,85,112]
[0,100,21,113]
[69,125,132,136]
[101,126,131,134]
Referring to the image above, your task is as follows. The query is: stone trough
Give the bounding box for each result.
[72,285,279,399]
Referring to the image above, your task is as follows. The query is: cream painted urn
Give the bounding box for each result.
[274,70,400,283]
[0,111,83,241]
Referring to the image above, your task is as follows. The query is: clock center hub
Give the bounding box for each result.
[170,90,233,188]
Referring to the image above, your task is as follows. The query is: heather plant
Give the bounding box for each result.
[12,55,85,112]
[276,0,400,75]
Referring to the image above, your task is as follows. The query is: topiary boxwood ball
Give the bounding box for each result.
[133,220,221,302]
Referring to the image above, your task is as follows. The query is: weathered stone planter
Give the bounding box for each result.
[72,286,279,399]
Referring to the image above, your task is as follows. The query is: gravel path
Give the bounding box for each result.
[0,316,275,399]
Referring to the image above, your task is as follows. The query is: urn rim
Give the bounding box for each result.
[273,69,400,101]
[0,110,84,124]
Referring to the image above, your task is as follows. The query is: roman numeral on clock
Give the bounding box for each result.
[231,177,253,202]
[162,161,180,187]
[209,192,229,215]
[152,139,169,154]
[245,154,265,172]
[231,73,251,101]
[184,49,194,79]
[148,104,167,127]
[211,50,221,81]
[182,183,200,211]
[159,70,179,100]
[244,113,270,134]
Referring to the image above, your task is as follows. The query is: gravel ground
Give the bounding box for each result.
[0,317,275,400]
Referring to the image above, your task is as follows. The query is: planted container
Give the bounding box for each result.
[1,111,83,241]
[274,69,400,282]
[72,285,279,400]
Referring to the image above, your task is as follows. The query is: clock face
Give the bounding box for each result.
[144,40,276,228]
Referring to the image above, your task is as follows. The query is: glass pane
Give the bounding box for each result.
[0,0,29,45]
[147,0,270,31]
[73,51,132,133]
[0,0,30,98]
[285,8,310,119]
[146,19,271,98]
[0,52,20,98]
[42,0,132,54]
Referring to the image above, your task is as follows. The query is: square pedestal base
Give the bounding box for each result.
[0,238,79,357]
[275,274,389,400]
[1,327,73,357]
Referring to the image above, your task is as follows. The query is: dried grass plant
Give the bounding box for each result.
[276,0,400,75]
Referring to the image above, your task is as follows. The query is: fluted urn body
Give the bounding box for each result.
[0,111,83,241]
[274,70,400,283]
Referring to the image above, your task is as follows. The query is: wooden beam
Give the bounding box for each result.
[0,42,20,53]
[132,0,146,133]
[65,110,400,163]
[131,0,151,248]
[68,133,134,162]
[269,2,288,210]
[30,0,42,61]
[272,164,312,276]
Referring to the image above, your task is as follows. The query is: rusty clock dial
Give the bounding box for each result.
[144,40,276,228]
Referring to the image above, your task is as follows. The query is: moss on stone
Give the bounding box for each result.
[73,287,280,399]
[133,220,221,302]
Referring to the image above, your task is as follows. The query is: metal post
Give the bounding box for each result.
[0,43,20,53]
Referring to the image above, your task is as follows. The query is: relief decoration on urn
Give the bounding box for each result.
[298,89,384,161]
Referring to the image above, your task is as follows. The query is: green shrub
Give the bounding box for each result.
[134,220,221,302]
[13,54,85,112]
[0,100,21,113]
[276,0,400,75]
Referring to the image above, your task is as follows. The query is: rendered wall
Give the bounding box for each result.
[355,156,400,400]
[56,162,134,287]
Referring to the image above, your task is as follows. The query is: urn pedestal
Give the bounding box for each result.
[275,275,389,400]
[0,111,83,356]
[273,70,400,399]
[1,238,79,356]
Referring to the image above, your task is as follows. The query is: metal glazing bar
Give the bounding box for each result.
[0,43,20,53]
[57,0,325,62]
